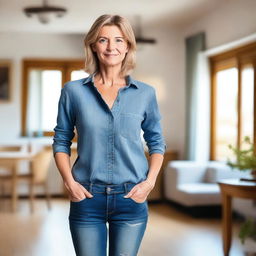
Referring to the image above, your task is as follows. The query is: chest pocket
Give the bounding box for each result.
[119,113,144,141]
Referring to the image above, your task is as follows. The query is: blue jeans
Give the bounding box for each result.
[68,182,149,256]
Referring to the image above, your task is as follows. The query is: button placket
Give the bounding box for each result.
[107,115,114,183]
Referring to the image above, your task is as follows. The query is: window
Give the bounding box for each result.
[215,68,238,161]
[22,59,89,138]
[210,42,256,161]
[241,64,254,148]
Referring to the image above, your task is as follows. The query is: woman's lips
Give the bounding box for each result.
[104,54,118,57]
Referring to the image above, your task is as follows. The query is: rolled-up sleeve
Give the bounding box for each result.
[52,86,75,157]
[141,88,167,156]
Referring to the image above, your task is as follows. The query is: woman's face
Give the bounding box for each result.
[92,25,129,68]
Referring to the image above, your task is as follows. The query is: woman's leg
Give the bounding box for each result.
[68,187,108,256]
[108,184,149,256]
[69,222,107,256]
[108,217,148,256]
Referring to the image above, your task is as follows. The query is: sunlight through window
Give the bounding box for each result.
[216,68,238,161]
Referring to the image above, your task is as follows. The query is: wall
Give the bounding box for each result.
[134,25,185,159]
[179,0,256,161]
[182,0,256,49]
[0,32,84,140]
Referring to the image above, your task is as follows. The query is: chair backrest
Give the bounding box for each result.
[0,142,29,153]
[31,148,52,184]
[0,146,23,172]
[0,146,22,152]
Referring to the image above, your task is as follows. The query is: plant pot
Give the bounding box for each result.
[240,170,256,182]
[251,170,256,180]
[242,238,256,256]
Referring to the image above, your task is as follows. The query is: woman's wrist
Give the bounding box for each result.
[144,179,155,190]
[63,177,76,187]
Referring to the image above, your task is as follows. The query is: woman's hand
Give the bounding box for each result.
[64,180,93,202]
[124,180,154,203]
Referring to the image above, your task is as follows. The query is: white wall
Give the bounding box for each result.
[0,32,84,140]
[0,33,84,195]
[134,25,185,159]
[182,0,256,49]
[134,0,256,161]
[178,0,256,161]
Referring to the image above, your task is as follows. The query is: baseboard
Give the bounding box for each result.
[0,194,66,199]
[163,199,241,219]
[147,199,164,204]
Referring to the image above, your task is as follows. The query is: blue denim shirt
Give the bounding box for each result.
[52,73,167,185]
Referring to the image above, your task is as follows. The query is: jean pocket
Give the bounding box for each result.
[129,196,146,204]
[120,113,144,141]
[70,197,87,203]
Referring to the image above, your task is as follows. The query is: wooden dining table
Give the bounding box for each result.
[0,151,37,212]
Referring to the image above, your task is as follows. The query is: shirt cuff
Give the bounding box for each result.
[148,144,167,156]
[52,145,71,157]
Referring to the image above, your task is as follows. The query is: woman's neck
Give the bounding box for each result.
[95,65,125,87]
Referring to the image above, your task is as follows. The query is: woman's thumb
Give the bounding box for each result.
[80,185,93,197]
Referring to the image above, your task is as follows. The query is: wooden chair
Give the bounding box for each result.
[0,147,52,213]
[0,146,22,152]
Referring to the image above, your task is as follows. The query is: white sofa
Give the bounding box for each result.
[163,160,244,207]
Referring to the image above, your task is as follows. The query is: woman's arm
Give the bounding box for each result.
[124,153,164,202]
[52,86,93,201]
[124,88,166,202]
[54,152,93,200]
[145,153,164,188]
[54,152,74,183]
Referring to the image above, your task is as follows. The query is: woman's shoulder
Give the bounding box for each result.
[62,77,89,91]
[129,77,156,93]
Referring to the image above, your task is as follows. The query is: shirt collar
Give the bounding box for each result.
[82,72,139,89]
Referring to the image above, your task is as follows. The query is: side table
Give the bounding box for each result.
[218,179,256,256]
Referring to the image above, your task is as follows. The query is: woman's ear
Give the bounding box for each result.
[91,43,96,52]
[125,45,130,53]
[125,42,130,53]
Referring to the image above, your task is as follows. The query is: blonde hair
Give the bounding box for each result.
[84,14,136,77]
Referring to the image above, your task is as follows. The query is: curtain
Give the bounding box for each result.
[185,32,206,160]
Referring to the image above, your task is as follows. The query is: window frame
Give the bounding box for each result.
[21,59,84,138]
[209,42,256,160]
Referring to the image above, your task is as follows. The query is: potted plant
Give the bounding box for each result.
[227,136,256,181]
[227,136,256,255]
[239,217,256,256]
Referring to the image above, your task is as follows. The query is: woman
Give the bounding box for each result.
[52,14,166,256]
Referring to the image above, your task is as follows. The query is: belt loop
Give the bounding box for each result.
[124,183,128,194]
[89,183,93,194]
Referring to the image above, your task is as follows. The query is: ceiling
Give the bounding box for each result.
[0,0,224,34]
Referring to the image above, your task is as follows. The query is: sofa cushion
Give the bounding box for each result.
[204,161,243,183]
[175,183,221,206]
[178,183,220,194]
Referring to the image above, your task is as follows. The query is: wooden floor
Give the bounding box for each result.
[0,198,244,256]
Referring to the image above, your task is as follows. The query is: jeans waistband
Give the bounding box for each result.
[80,182,137,194]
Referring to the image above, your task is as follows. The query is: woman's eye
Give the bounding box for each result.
[99,38,107,43]
[116,39,123,42]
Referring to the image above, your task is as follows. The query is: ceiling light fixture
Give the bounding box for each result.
[23,0,67,24]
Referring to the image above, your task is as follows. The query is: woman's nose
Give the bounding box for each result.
[107,40,115,51]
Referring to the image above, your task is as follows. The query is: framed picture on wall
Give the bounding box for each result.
[0,60,12,102]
